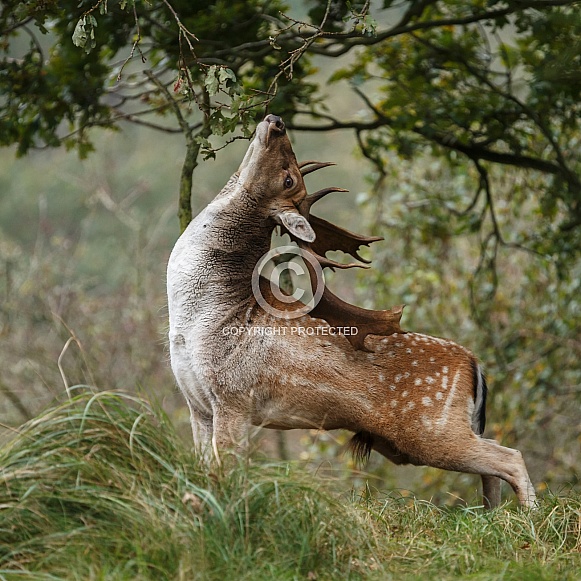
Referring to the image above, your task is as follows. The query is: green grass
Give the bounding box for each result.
[0,389,579,580]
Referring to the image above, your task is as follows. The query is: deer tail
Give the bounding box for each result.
[471,359,488,436]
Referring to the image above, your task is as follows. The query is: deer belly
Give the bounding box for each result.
[252,380,360,431]
[253,401,346,431]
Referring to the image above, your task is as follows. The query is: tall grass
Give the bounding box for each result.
[1,388,579,580]
[0,388,372,580]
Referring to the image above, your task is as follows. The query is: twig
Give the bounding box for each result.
[0,16,33,36]
[474,160,504,246]
[79,0,107,18]
[117,1,147,82]
[145,69,191,134]
[111,107,186,133]
[52,313,96,392]
[161,0,198,45]
[58,336,76,401]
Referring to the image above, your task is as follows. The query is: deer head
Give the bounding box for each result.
[237,114,315,244]
[233,114,404,349]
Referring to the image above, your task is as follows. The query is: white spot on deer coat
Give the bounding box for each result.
[422,397,432,407]
[415,377,422,386]
[436,370,460,429]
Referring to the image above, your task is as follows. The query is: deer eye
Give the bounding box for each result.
[284,175,294,189]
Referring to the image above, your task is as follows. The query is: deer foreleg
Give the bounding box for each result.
[211,407,251,466]
[187,401,214,462]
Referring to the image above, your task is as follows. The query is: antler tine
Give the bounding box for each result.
[298,160,328,168]
[299,161,335,176]
[303,187,349,211]
[307,215,384,264]
[291,239,369,272]
[309,248,370,272]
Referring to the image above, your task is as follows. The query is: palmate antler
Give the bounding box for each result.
[280,160,404,351]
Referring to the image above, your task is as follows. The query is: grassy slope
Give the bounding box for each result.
[0,390,579,580]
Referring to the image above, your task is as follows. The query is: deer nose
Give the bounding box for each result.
[264,114,285,132]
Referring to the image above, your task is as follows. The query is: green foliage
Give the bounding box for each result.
[72,14,98,53]
[1,0,133,157]
[0,0,320,159]
[3,1,578,241]
[330,3,580,262]
[0,389,580,579]
[204,65,238,98]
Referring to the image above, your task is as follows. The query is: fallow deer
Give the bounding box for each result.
[167,114,536,508]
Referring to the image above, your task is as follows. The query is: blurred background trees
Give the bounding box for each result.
[1,0,579,502]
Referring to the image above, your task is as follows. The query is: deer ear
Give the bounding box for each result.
[276,211,316,243]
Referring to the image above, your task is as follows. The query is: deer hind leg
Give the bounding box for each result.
[481,475,502,509]
[438,437,536,508]
[481,438,536,507]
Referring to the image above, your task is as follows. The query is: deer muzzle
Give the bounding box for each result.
[258,114,286,148]
[264,113,285,132]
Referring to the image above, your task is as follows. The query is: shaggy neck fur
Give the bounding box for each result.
[167,175,272,334]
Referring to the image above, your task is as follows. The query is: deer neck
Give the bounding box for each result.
[167,175,272,331]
